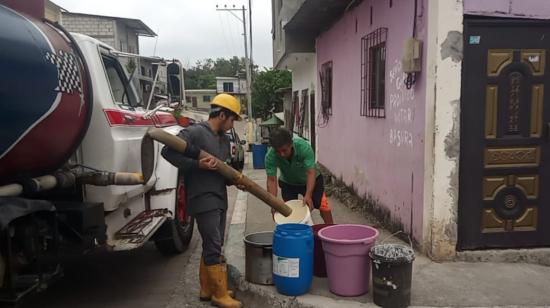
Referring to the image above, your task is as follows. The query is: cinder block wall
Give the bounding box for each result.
[62,14,116,48]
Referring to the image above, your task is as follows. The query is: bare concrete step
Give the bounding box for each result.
[456,248,550,266]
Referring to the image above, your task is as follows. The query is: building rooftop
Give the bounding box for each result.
[62,11,157,37]
[185,89,217,93]
[47,1,68,12]
[215,76,241,80]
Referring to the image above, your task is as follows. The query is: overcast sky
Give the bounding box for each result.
[54,0,273,69]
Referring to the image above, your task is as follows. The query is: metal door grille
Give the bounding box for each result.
[319,61,333,126]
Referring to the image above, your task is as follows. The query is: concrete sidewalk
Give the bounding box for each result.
[226,164,550,307]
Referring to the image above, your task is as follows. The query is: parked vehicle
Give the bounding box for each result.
[227,128,246,171]
[0,4,192,302]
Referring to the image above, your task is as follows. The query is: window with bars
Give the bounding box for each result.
[361,28,387,118]
[223,82,234,93]
[292,90,300,133]
[300,89,309,136]
[320,61,333,118]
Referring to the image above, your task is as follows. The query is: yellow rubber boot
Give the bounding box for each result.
[206,263,242,308]
[200,258,234,301]
[220,256,236,296]
[199,258,211,301]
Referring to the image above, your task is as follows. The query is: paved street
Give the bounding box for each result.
[20,242,200,308]
[15,185,239,308]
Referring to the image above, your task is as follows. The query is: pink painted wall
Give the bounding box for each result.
[316,0,428,242]
[465,0,550,19]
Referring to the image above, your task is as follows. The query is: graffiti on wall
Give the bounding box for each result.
[388,59,415,148]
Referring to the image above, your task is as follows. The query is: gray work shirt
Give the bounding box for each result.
[161,121,231,215]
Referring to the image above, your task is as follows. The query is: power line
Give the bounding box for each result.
[227,10,242,22]
[217,11,235,57]
[153,26,160,56]
[225,9,243,59]
[215,4,253,119]
[225,13,239,57]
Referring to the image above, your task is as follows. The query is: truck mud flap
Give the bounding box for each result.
[0,197,55,230]
[54,201,107,248]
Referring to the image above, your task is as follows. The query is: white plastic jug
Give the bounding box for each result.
[274,199,313,226]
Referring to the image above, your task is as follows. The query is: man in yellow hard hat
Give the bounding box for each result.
[162,93,242,308]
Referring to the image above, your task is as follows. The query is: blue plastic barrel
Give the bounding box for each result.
[251,143,268,169]
[272,223,314,296]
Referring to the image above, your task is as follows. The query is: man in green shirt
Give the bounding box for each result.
[265,128,334,224]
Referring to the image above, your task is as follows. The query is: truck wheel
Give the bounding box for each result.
[155,175,194,255]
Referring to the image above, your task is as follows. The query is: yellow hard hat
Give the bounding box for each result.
[211,93,242,120]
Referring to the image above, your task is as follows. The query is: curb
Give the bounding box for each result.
[456,248,550,266]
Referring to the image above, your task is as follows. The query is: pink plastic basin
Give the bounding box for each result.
[318,224,379,296]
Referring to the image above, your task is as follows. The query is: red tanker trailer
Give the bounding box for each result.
[0,3,92,182]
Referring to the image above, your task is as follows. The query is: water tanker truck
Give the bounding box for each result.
[0,3,194,302]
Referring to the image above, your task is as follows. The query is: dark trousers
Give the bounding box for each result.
[195,209,227,265]
[278,175,325,209]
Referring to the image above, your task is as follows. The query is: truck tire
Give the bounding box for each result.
[154,174,194,255]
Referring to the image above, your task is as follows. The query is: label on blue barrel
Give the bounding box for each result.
[273,254,300,278]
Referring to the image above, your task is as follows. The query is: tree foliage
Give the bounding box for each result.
[184,56,256,89]
[184,57,289,120]
[125,58,136,74]
[251,69,291,120]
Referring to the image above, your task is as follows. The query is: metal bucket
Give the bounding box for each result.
[244,231,274,285]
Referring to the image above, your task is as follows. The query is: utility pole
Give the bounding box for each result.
[248,0,253,80]
[241,5,252,119]
[216,4,253,120]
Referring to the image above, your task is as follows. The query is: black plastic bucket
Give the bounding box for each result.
[369,243,415,308]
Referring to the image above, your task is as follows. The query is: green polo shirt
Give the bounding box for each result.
[265,137,320,185]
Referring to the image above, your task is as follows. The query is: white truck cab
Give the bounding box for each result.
[71,34,192,252]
